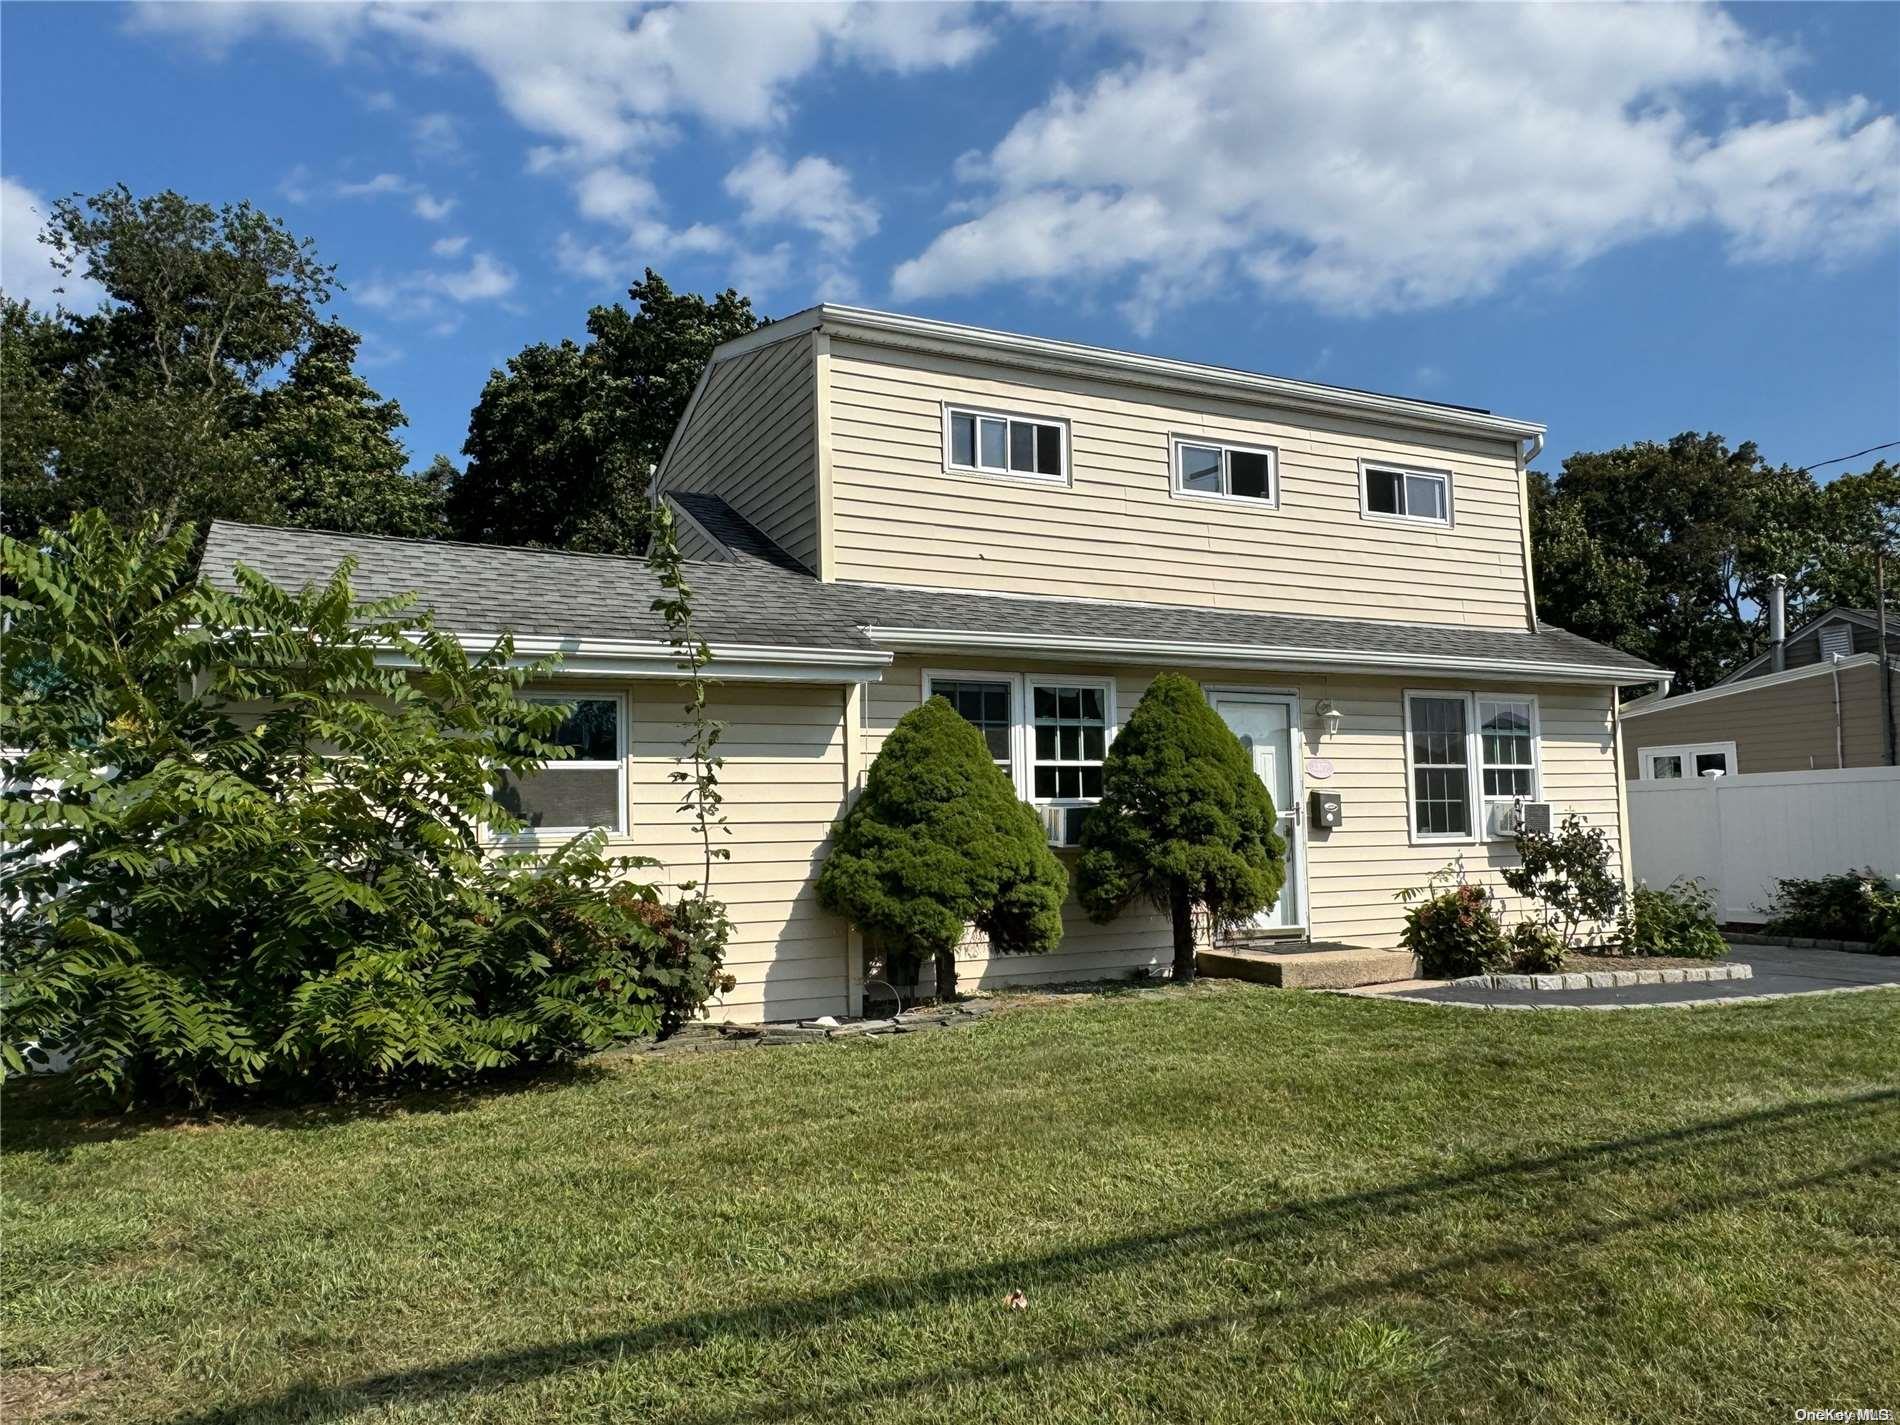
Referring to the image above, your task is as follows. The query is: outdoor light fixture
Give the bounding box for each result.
[1316,700,1343,738]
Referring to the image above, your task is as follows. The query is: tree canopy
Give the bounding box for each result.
[815,697,1068,1001]
[1076,674,1286,983]
[447,269,762,553]
[1531,433,1896,691]
[0,186,443,543]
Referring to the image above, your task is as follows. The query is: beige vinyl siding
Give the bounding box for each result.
[827,337,1531,628]
[662,333,821,571]
[1624,661,1899,776]
[527,678,851,1023]
[870,658,1624,976]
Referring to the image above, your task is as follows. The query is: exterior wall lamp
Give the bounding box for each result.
[1316,699,1343,739]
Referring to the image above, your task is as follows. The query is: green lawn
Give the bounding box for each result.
[4,983,1897,1424]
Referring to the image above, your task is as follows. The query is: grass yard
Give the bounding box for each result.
[4,983,1897,1424]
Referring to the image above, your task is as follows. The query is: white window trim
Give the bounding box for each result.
[1638,740,1739,782]
[1476,693,1543,841]
[923,669,1116,846]
[488,687,630,843]
[941,402,1071,487]
[923,668,1027,790]
[1169,435,1281,509]
[1360,458,1454,528]
[1402,688,1543,845]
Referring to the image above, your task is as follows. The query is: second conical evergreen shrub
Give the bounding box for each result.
[816,697,1068,1000]
[1076,673,1286,982]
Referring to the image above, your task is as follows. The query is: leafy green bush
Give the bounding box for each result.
[1076,674,1285,983]
[1617,879,1729,959]
[816,697,1067,1001]
[1506,919,1566,973]
[1758,870,1895,943]
[1,512,729,1105]
[1398,866,1509,978]
[1503,812,1625,946]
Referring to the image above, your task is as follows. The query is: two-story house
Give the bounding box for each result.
[204,306,1663,1021]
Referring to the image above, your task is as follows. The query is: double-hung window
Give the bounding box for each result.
[1404,691,1541,843]
[925,671,1113,847]
[1173,437,1277,505]
[1363,462,1452,525]
[494,692,627,836]
[945,405,1066,482]
[1030,680,1110,846]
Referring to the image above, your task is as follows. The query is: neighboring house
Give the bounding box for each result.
[201,305,1661,1021]
[1624,606,1898,780]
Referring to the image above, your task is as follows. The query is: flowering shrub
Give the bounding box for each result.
[1398,865,1509,978]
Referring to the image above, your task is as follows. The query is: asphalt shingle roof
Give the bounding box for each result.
[201,516,1663,680]
[200,521,875,652]
[668,491,811,574]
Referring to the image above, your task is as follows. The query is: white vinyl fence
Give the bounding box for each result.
[1627,766,1900,923]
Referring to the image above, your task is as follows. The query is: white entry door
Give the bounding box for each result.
[1210,691,1305,933]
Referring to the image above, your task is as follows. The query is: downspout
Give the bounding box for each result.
[1831,654,1846,769]
[1768,575,1787,673]
[1878,544,1896,767]
[1520,432,1545,632]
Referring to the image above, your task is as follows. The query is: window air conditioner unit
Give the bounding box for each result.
[1491,800,1552,837]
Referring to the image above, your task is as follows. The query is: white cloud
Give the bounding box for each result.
[1,177,105,309]
[724,149,879,251]
[412,111,463,160]
[893,5,1900,325]
[336,171,407,199]
[132,0,986,271]
[331,170,457,221]
[431,234,471,258]
[412,192,457,222]
[357,250,517,318]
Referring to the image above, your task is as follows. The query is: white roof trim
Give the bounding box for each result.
[1623,652,1881,717]
[864,626,1655,686]
[705,304,1543,445]
[1718,607,1892,685]
[382,632,891,685]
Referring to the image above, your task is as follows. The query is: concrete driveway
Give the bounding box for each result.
[1366,944,1898,1009]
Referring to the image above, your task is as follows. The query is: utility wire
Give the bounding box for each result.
[1800,439,1900,471]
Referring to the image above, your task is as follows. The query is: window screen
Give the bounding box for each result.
[496,695,623,833]
[1366,465,1449,522]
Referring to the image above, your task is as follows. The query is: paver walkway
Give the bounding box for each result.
[1358,944,1897,1009]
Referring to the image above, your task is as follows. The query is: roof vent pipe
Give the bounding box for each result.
[1769,576,1788,673]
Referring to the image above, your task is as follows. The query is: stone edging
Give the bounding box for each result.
[1348,983,1894,1012]
[1725,931,1879,954]
[1447,963,1753,992]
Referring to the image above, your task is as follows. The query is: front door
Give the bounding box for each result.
[1210,691,1304,934]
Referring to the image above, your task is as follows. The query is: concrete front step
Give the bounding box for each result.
[1198,943,1421,990]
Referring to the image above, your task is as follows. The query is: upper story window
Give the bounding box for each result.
[494,692,627,837]
[945,405,1066,483]
[1363,462,1452,526]
[1173,437,1278,506]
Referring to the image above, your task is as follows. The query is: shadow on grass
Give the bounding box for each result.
[0,1057,618,1162]
[168,1087,1900,1425]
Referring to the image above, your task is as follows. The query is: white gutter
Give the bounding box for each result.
[379,633,892,685]
[1621,652,1879,717]
[864,626,1659,686]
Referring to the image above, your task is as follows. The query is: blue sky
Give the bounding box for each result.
[4,2,1896,478]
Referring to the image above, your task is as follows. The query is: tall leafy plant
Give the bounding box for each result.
[0,512,721,1104]
[1075,674,1285,983]
[1502,812,1625,947]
